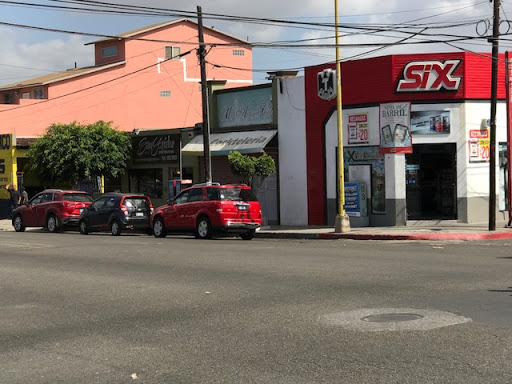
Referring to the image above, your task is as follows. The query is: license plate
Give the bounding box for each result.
[237,205,247,211]
[135,212,144,217]
[79,208,83,213]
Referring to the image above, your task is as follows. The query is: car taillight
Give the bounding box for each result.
[121,206,129,216]
[215,202,222,212]
[150,203,154,214]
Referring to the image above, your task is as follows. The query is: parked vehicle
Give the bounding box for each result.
[12,189,93,233]
[79,193,153,236]
[151,183,262,240]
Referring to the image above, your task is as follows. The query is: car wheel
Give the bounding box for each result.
[46,214,59,233]
[153,217,167,238]
[79,220,88,235]
[196,216,212,239]
[240,229,256,240]
[13,215,26,232]
[110,220,122,236]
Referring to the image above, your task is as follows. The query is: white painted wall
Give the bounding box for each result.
[277,76,308,226]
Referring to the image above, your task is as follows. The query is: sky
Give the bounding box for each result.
[0,0,511,86]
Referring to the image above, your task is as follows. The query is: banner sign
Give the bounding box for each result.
[411,110,451,135]
[344,183,368,217]
[379,102,412,154]
[347,113,369,145]
[469,129,490,163]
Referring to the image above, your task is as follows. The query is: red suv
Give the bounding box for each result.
[12,189,93,233]
[151,183,262,240]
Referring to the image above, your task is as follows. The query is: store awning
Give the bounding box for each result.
[181,130,277,156]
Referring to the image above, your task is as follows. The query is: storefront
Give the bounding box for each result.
[277,52,511,226]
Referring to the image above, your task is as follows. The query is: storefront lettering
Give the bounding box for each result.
[220,101,272,123]
[396,59,462,92]
[346,149,383,163]
[136,136,176,157]
[211,136,268,146]
[0,134,10,150]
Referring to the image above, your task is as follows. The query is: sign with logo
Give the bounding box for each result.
[217,86,273,129]
[379,102,412,154]
[469,129,490,163]
[396,59,462,92]
[347,113,369,144]
[317,68,336,101]
[132,134,180,163]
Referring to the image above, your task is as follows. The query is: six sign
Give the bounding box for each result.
[396,60,462,92]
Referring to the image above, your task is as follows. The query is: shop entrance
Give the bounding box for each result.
[405,143,457,220]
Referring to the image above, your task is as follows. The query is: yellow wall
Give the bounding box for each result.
[0,134,28,199]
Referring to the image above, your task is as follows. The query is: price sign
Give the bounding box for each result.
[469,129,490,163]
[348,113,369,145]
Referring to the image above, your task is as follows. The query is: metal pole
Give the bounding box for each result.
[489,0,500,231]
[197,6,212,183]
[334,0,350,233]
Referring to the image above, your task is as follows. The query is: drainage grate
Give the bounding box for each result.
[361,313,424,323]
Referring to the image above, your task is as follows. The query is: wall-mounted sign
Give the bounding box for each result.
[379,102,412,154]
[132,134,180,163]
[396,60,462,92]
[217,86,273,129]
[317,68,336,101]
[347,113,369,145]
[411,110,451,135]
[469,129,490,163]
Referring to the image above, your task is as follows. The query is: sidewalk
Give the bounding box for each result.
[1,218,511,241]
[256,220,512,241]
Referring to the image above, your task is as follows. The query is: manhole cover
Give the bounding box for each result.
[362,313,424,323]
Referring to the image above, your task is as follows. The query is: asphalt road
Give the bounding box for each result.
[1,229,512,383]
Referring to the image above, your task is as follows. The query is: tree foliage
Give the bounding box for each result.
[228,151,276,188]
[27,121,132,187]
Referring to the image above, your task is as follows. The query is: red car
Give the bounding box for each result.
[12,189,93,233]
[151,183,262,240]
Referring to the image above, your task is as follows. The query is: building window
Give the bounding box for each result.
[4,93,14,104]
[165,46,181,60]
[101,46,118,58]
[233,49,245,56]
[21,92,30,99]
[34,88,44,99]
[160,90,171,97]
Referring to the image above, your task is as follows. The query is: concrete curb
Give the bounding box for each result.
[256,231,512,241]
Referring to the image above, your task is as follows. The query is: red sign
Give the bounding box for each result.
[397,60,462,92]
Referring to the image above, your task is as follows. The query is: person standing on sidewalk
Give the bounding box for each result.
[5,184,20,219]
[19,186,28,205]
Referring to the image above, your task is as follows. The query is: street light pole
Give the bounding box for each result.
[334,0,350,233]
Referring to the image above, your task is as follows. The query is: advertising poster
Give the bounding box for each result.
[379,102,412,154]
[469,129,490,163]
[411,110,451,135]
[347,113,369,145]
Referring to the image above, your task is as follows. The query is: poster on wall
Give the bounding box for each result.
[347,113,369,145]
[379,102,412,154]
[411,110,451,135]
[469,129,490,163]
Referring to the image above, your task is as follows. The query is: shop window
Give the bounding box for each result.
[129,168,162,198]
[21,92,30,99]
[4,93,14,104]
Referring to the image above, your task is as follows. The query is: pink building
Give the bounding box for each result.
[0,19,252,207]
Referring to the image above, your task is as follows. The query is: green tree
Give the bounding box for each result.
[228,151,276,189]
[27,121,131,187]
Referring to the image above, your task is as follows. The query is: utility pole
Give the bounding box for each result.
[489,0,500,231]
[197,6,212,183]
[334,0,350,233]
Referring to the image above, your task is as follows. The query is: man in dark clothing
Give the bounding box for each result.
[6,184,20,219]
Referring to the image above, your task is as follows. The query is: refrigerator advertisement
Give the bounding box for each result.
[379,102,412,154]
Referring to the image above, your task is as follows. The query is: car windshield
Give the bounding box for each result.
[62,193,93,202]
[219,188,258,202]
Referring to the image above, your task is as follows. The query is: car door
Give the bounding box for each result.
[164,190,190,229]
[181,187,204,228]
[23,193,43,226]
[33,192,55,226]
[87,196,109,230]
